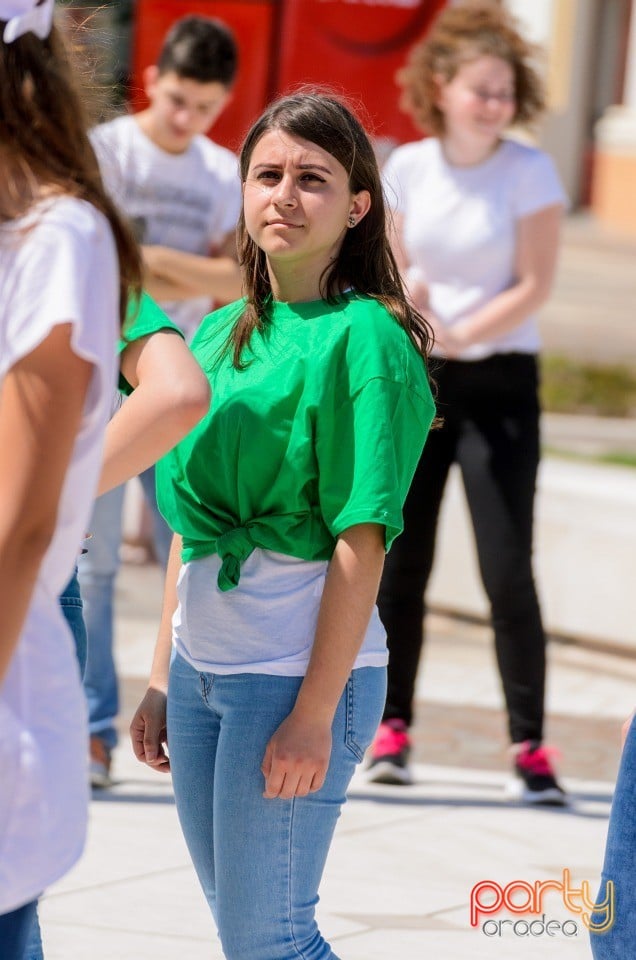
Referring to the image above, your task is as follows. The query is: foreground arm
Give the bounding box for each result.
[143,231,242,303]
[97,331,210,496]
[129,533,182,772]
[261,523,385,799]
[0,325,92,681]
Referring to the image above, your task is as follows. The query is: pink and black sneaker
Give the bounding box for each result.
[366,719,413,785]
[508,740,567,805]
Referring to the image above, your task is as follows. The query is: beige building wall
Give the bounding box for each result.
[505,0,598,206]
[505,0,635,231]
[592,0,636,234]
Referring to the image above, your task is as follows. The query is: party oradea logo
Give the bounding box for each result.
[470,869,614,938]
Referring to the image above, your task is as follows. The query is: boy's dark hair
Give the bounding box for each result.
[157,15,238,86]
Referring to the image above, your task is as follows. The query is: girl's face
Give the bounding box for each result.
[436,55,516,146]
[243,129,370,283]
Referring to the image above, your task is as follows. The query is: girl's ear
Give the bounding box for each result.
[349,189,371,225]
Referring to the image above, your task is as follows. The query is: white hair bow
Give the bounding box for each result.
[2,0,54,43]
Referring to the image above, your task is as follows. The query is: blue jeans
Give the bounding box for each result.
[590,719,636,957]
[80,485,125,751]
[81,472,171,750]
[138,465,173,566]
[167,654,386,960]
[59,567,88,677]
[0,901,38,960]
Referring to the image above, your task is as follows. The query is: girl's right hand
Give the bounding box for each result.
[130,687,170,773]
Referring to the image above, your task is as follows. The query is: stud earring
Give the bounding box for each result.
[348,215,356,228]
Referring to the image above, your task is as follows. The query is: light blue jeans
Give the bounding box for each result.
[167,653,386,960]
[81,468,171,750]
[590,718,636,958]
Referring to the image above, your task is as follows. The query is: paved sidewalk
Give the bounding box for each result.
[35,562,631,960]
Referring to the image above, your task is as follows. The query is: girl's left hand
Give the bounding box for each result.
[261,711,332,800]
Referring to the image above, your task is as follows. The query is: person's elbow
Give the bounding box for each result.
[168,369,211,433]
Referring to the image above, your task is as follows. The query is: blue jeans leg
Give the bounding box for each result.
[138,464,172,568]
[79,485,125,751]
[58,567,88,679]
[0,900,38,960]
[22,904,43,960]
[167,655,386,960]
[590,720,636,957]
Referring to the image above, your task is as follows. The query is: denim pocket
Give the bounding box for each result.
[343,667,386,761]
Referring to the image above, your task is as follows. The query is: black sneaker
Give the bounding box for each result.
[508,740,567,805]
[366,719,413,785]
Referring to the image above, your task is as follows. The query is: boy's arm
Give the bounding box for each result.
[142,275,201,303]
[142,229,242,302]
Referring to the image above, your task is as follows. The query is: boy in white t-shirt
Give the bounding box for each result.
[82,16,242,788]
[91,14,242,341]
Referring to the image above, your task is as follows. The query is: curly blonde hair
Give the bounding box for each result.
[397,1,545,135]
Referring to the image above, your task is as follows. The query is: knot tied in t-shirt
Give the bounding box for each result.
[216,526,256,591]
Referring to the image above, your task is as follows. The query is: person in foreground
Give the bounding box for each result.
[366,1,567,804]
[590,712,636,957]
[23,291,210,960]
[0,0,140,954]
[131,91,435,960]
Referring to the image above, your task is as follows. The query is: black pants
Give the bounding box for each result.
[378,353,545,744]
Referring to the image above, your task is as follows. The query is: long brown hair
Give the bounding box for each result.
[228,90,433,369]
[0,20,141,324]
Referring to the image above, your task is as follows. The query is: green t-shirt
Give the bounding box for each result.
[156,293,435,591]
[118,292,182,395]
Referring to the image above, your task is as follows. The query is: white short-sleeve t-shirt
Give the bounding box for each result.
[91,115,242,341]
[0,196,119,913]
[382,137,567,360]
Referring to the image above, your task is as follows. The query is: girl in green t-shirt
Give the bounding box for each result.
[131,91,435,960]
